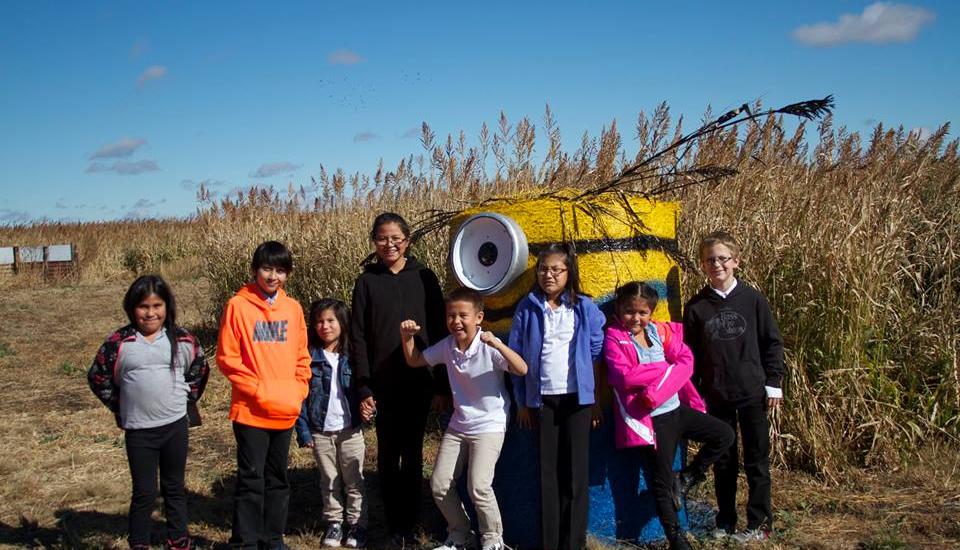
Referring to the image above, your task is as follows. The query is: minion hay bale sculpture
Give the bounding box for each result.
[412,97,834,547]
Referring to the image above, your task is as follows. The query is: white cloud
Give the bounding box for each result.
[86,159,160,175]
[353,131,380,143]
[137,65,168,87]
[250,162,301,179]
[793,3,935,46]
[327,49,363,65]
[90,137,146,159]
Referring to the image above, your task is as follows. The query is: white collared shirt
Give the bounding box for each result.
[422,330,510,434]
[710,278,738,299]
[539,302,577,395]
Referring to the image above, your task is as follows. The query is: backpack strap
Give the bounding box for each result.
[655,322,672,350]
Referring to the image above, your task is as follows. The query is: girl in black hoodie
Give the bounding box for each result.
[350,212,448,541]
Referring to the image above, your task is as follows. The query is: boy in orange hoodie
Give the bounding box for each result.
[217,241,311,550]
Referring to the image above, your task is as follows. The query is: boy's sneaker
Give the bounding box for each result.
[322,522,344,547]
[166,536,192,550]
[433,540,474,550]
[730,528,771,543]
[480,543,504,550]
[343,524,367,548]
[709,526,734,540]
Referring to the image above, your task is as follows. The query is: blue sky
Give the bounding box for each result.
[1,1,957,224]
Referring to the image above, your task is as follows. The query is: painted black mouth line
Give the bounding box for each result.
[481,235,683,323]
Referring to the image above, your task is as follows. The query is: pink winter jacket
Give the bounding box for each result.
[603,321,706,449]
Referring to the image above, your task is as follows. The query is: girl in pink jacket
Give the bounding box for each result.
[604,282,734,550]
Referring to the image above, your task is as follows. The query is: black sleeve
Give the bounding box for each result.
[682,301,702,388]
[422,268,451,397]
[756,293,785,388]
[350,275,374,401]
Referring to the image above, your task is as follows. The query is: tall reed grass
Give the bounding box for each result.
[3,103,957,479]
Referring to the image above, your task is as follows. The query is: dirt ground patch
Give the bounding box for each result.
[0,279,957,549]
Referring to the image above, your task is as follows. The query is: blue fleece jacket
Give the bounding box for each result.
[508,291,606,407]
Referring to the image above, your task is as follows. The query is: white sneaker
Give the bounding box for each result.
[433,541,466,550]
[730,528,771,543]
[709,527,732,540]
[480,543,504,550]
[322,522,343,547]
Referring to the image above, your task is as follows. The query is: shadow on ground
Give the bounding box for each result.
[0,466,442,549]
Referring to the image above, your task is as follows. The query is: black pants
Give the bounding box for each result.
[539,393,591,550]
[124,415,189,547]
[708,398,772,531]
[374,380,433,534]
[645,405,735,533]
[230,422,293,549]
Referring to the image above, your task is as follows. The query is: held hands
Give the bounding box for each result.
[360,396,377,422]
[591,403,603,429]
[516,406,537,430]
[400,320,421,339]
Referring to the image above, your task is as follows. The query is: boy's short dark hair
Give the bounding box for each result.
[445,286,484,312]
[251,241,294,272]
[698,230,741,259]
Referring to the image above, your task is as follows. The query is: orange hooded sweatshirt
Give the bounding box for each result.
[216,282,311,429]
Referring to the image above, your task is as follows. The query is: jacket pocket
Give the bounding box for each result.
[254,378,305,418]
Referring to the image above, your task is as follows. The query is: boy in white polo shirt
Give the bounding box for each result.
[400,287,528,550]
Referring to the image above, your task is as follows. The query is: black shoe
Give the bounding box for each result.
[664,525,693,550]
[344,524,367,548]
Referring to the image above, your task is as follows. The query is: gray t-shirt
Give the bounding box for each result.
[118,329,193,430]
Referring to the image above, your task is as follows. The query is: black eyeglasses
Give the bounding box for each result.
[537,266,568,276]
[374,236,407,246]
[703,256,734,266]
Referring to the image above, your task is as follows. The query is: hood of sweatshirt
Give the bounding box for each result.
[235,282,289,311]
[362,255,429,275]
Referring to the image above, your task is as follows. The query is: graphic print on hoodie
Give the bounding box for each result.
[216,282,312,430]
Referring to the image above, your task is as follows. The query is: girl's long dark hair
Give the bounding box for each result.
[532,242,588,304]
[613,281,660,313]
[123,274,179,369]
[308,298,351,355]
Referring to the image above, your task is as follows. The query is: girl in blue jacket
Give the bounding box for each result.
[508,242,605,550]
[295,299,368,549]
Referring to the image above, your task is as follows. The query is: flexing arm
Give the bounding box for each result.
[480,331,528,376]
[400,320,429,368]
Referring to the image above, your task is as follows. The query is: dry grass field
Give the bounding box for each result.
[0,278,957,549]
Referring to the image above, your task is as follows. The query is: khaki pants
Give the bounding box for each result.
[310,427,367,527]
[430,429,505,547]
